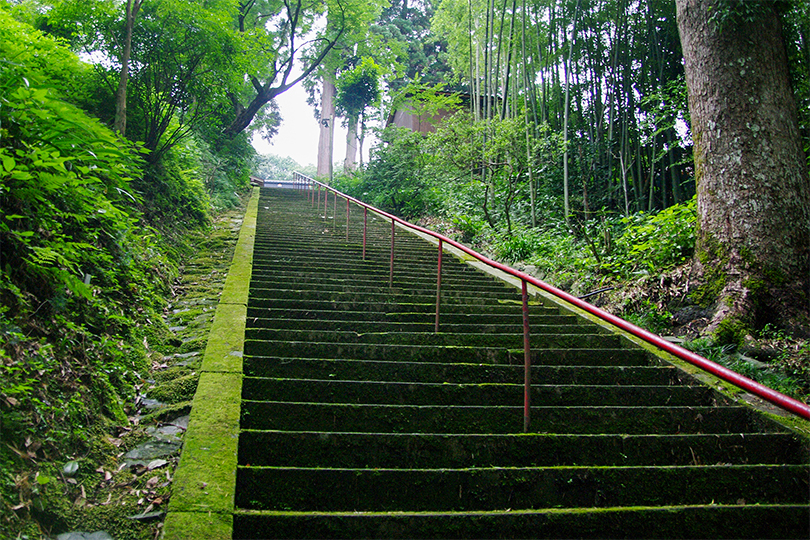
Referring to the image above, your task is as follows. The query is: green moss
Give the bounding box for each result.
[691,234,729,308]
[163,511,233,540]
[763,265,789,287]
[148,374,200,404]
[140,401,193,424]
[714,317,749,347]
[153,366,194,384]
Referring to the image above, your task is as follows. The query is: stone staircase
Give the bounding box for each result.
[233,187,809,539]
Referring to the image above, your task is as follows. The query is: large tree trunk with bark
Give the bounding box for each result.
[676,0,810,335]
[344,115,358,172]
[317,73,337,179]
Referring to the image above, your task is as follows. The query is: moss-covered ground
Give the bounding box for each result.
[0,196,249,540]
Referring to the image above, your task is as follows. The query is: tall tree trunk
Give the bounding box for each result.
[114,0,143,136]
[344,115,358,172]
[317,72,337,180]
[676,0,810,334]
[358,114,366,168]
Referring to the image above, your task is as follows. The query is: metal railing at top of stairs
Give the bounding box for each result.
[289,171,810,425]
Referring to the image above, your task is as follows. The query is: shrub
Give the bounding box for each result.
[602,197,697,278]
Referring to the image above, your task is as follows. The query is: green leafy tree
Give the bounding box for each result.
[336,126,434,218]
[335,56,382,171]
[223,0,374,139]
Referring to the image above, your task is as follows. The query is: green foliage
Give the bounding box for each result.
[0,7,91,102]
[336,57,382,119]
[335,126,436,219]
[684,337,808,402]
[0,6,181,465]
[0,7,252,536]
[495,230,537,263]
[0,35,148,311]
[601,197,697,277]
[392,81,463,120]
[624,300,673,335]
[255,153,306,182]
[450,214,486,244]
[373,0,453,91]
[708,0,790,33]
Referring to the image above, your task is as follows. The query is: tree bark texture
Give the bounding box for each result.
[114,0,143,136]
[344,115,358,172]
[676,0,810,332]
[317,73,337,179]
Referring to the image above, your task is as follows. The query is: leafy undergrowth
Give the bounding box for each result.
[0,199,247,540]
[419,196,810,406]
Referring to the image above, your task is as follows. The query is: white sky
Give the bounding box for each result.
[251,82,348,168]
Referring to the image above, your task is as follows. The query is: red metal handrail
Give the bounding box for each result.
[292,171,810,422]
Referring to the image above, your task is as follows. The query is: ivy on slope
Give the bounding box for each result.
[0,8,177,480]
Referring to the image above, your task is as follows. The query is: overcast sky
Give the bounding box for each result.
[251,82,348,168]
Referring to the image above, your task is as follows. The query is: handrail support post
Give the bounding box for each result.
[389,218,395,288]
[435,239,443,333]
[522,279,531,433]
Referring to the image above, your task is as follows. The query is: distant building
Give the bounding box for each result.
[385,91,496,134]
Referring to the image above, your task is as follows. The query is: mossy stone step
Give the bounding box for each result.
[243,341,650,366]
[241,378,714,407]
[250,262,490,281]
[248,286,522,304]
[253,255,495,276]
[249,274,518,295]
[240,401,771,435]
[250,265,517,286]
[247,296,544,314]
[238,431,809,468]
[232,505,810,540]
[235,464,810,512]
[246,307,572,325]
[252,242,448,260]
[242,357,680,385]
[247,317,592,335]
[245,329,618,350]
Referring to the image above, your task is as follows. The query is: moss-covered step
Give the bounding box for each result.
[242,357,680,386]
[246,306,572,325]
[250,247,483,270]
[239,401,775,435]
[237,431,809,468]
[246,295,547,314]
[244,328,619,350]
[235,464,810,512]
[249,273,519,295]
[244,341,651,366]
[247,316,593,335]
[243,340,649,366]
[250,257,502,280]
[247,286,525,306]
[241,378,714,407]
[249,283,522,303]
[231,505,810,540]
[246,305,563,324]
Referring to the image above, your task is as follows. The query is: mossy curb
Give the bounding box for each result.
[163,188,259,540]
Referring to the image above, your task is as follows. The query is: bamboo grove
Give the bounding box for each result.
[416,0,810,229]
